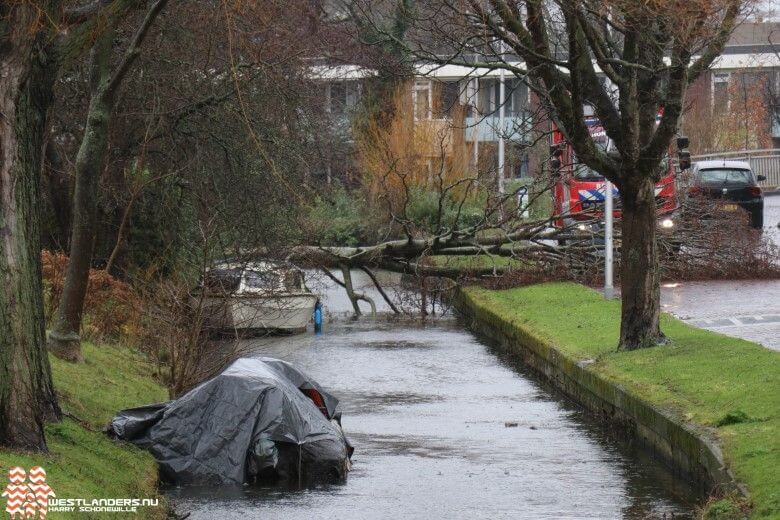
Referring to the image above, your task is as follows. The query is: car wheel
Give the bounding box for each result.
[751,211,763,229]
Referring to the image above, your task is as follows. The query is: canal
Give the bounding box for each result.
[168,272,699,519]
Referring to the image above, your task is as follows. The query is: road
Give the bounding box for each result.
[763,192,780,247]
[661,194,780,352]
[661,279,780,351]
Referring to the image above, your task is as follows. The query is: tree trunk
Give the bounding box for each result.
[618,174,665,350]
[340,264,363,316]
[48,32,114,362]
[0,10,62,450]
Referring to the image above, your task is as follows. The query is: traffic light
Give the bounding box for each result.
[676,136,691,170]
[550,145,563,170]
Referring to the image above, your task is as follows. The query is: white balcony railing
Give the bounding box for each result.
[464,114,532,143]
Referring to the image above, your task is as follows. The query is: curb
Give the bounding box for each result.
[454,288,747,502]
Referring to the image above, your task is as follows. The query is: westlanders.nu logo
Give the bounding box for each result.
[3,467,159,517]
[2,467,55,519]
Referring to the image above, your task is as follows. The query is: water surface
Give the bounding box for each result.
[169,318,697,519]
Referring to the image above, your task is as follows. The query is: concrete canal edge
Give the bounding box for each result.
[453,287,747,503]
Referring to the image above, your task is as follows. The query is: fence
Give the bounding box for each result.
[691,149,780,189]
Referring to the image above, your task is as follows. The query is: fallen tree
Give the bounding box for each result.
[281,196,779,317]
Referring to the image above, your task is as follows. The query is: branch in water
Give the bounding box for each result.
[360,266,401,315]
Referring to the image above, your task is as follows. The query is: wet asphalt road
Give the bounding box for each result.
[661,194,780,351]
[661,279,780,351]
[762,193,780,247]
[169,319,696,519]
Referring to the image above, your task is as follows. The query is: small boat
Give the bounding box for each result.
[198,261,318,335]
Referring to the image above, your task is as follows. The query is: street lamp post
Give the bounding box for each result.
[604,180,615,299]
[497,43,505,194]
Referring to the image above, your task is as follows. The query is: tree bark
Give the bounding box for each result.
[339,264,363,316]
[618,173,664,350]
[48,31,114,362]
[0,5,62,450]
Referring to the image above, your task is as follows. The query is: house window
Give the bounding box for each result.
[345,82,361,109]
[477,77,528,117]
[439,81,460,118]
[460,78,478,111]
[328,81,361,115]
[329,82,345,114]
[507,78,528,116]
[413,81,432,120]
[712,72,730,115]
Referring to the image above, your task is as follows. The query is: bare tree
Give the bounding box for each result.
[48,0,169,362]
[370,0,746,349]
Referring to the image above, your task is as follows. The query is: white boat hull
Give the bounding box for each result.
[203,293,317,334]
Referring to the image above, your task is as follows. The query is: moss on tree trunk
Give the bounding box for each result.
[0,7,62,450]
[48,31,115,363]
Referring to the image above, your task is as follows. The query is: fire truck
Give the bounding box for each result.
[550,119,680,241]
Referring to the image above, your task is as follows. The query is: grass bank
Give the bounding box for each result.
[461,283,779,519]
[0,343,168,519]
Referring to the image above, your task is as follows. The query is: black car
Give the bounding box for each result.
[687,161,765,228]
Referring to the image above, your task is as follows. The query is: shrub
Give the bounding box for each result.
[307,185,368,246]
[42,250,140,343]
[405,187,486,234]
[504,177,553,220]
[703,498,746,520]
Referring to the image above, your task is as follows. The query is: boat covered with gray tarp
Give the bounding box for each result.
[108,357,352,486]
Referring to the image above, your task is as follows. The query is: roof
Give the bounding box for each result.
[694,160,752,170]
[709,52,780,70]
[312,51,779,83]
[308,64,376,80]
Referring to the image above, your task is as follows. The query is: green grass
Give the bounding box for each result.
[0,343,168,519]
[429,253,527,269]
[464,283,779,519]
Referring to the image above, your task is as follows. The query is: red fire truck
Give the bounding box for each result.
[550,119,680,240]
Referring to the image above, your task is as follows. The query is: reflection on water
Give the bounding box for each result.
[168,319,698,519]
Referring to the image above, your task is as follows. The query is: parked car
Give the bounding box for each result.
[687,160,765,228]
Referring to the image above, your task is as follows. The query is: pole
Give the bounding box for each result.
[471,78,482,174]
[604,180,614,299]
[313,300,323,334]
[497,58,506,194]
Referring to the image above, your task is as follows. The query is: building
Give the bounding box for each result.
[684,22,780,152]
[316,22,780,184]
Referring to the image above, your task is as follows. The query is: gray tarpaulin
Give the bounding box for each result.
[109,357,352,486]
